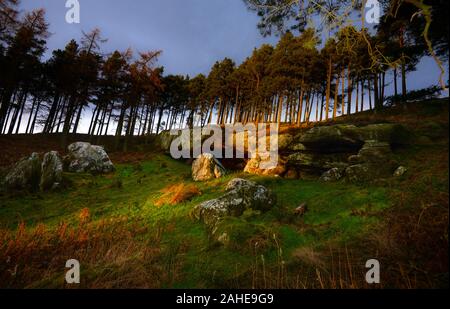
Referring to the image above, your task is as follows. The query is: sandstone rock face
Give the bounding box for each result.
[244,154,286,177]
[3,153,41,191]
[193,178,276,241]
[192,153,226,181]
[66,142,115,174]
[40,151,63,191]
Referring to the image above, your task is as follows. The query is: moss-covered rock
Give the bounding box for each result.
[40,151,63,191]
[344,140,398,183]
[356,140,392,163]
[3,153,42,192]
[193,178,276,241]
[297,124,363,153]
[358,123,411,145]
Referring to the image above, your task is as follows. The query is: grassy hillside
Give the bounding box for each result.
[0,99,448,288]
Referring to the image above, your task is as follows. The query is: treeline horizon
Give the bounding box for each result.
[0,0,448,150]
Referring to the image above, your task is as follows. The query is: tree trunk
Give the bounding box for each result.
[30,100,41,134]
[61,95,77,149]
[394,67,398,100]
[72,103,84,134]
[15,92,28,134]
[26,97,38,134]
[0,88,14,133]
[43,93,61,134]
[341,70,345,116]
[325,57,332,121]
[374,74,380,111]
[277,94,284,125]
[355,80,359,114]
[347,66,352,115]
[360,80,364,112]
[333,73,339,119]
[381,71,386,106]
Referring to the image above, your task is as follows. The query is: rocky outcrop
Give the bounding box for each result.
[286,123,410,181]
[193,178,276,243]
[40,151,63,191]
[344,140,398,182]
[66,142,115,174]
[157,129,212,154]
[192,153,226,181]
[287,152,350,174]
[358,123,411,144]
[296,125,363,153]
[354,140,393,163]
[3,153,42,191]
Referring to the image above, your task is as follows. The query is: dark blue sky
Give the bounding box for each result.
[17,0,448,133]
[21,0,280,77]
[20,0,447,89]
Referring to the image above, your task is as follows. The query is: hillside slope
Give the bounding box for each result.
[0,99,448,288]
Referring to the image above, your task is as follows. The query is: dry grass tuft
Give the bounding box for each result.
[0,209,185,288]
[154,183,201,207]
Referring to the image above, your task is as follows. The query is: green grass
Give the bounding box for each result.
[0,153,394,288]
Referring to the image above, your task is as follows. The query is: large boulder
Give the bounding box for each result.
[192,153,226,181]
[394,166,408,177]
[40,151,63,191]
[320,167,344,182]
[3,153,41,191]
[244,154,287,177]
[193,178,276,238]
[66,142,115,174]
